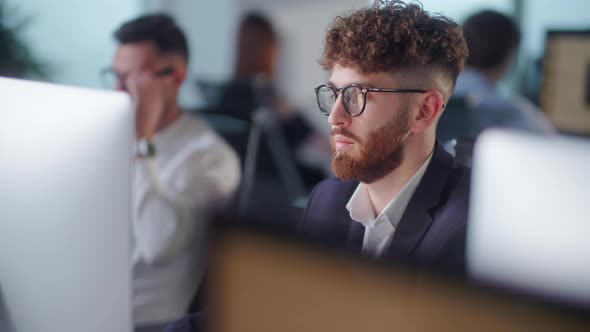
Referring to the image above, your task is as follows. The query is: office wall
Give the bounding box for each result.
[420,0,513,22]
[12,0,141,88]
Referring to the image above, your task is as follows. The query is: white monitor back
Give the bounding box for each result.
[0,78,134,332]
[468,129,590,306]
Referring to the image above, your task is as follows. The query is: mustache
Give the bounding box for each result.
[330,128,361,143]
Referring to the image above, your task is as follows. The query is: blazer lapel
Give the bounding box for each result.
[384,143,455,261]
[332,180,364,252]
[346,220,364,252]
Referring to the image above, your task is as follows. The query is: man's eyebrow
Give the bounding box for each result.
[358,82,377,89]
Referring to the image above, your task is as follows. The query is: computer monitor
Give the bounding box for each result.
[0,78,134,332]
[468,129,590,307]
[540,30,590,135]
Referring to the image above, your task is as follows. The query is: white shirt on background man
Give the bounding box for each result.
[132,113,240,326]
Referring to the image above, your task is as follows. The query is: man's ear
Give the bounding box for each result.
[171,57,188,87]
[411,89,444,133]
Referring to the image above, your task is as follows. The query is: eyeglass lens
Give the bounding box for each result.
[317,86,365,116]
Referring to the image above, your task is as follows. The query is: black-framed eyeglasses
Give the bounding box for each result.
[99,66,175,89]
[314,84,427,117]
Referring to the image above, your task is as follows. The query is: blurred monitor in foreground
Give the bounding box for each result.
[207,219,590,332]
[468,129,590,307]
[541,30,590,135]
[0,78,134,332]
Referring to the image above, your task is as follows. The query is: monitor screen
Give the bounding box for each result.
[541,30,590,135]
[468,129,590,307]
[0,78,134,332]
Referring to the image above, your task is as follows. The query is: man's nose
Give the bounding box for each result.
[328,94,351,127]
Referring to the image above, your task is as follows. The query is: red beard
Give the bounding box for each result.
[331,109,410,183]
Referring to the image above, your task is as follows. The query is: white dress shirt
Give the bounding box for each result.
[346,155,432,257]
[132,113,240,326]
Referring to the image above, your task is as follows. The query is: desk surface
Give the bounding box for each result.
[210,230,590,332]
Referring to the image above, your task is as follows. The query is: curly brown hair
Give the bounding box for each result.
[321,0,468,96]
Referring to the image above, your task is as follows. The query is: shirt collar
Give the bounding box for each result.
[346,153,433,229]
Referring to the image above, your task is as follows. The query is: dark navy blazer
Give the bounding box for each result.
[298,143,470,275]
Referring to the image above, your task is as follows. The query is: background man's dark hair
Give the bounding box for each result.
[462,10,520,70]
[235,12,278,79]
[239,12,276,44]
[114,13,189,62]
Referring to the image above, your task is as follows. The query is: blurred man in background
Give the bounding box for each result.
[300,0,470,274]
[108,14,240,332]
[196,12,328,226]
[203,12,328,188]
[453,10,554,133]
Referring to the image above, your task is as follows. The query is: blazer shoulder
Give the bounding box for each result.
[299,177,358,236]
[445,163,471,202]
[307,177,359,211]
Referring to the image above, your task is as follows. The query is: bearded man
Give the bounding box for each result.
[299,0,471,275]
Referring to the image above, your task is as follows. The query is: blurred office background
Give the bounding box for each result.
[5,0,589,134]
